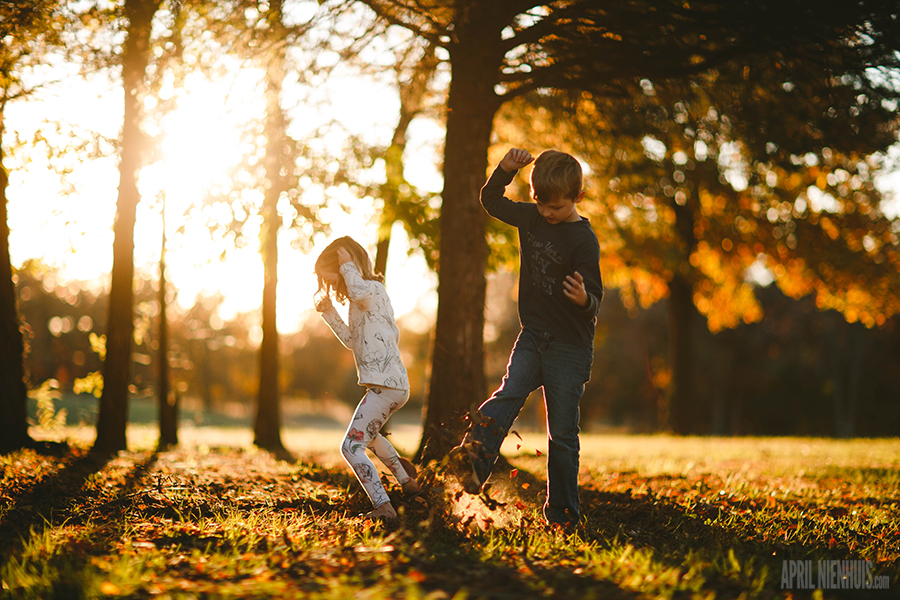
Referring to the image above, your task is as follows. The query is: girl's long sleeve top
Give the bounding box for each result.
[320,262,409,391]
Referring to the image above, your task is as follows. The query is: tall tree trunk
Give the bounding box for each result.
[666,273,700,434]
[158,201,177,447]
[416,22,503,463]
[665,198,701,435]
[253,0,287,452]
[0,107,32,453]
[94,0,159,454]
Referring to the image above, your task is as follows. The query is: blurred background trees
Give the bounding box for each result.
[12,259,899,439]
[2,0,899,454]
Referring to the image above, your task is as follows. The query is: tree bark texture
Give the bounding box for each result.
[416,16,505,462]
[253,0,287,452]
[157,219,177,447]
[665,199,703,434]
[94,0,159,454]
[0,120,31,453]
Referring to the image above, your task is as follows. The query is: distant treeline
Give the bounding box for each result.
[16,261,899,437]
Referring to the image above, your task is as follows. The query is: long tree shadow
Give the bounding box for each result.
[574,474,899,597]
[0,447,161,599]
[435,456,899,598]
[0,448,158,560]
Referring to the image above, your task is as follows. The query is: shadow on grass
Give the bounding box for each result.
[574,478,899,597]
[0,449,158,564]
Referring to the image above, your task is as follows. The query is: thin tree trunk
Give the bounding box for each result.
[373,43,437,279]
[416,26,502,463]
[158,200,177,447]
[94,0,160,454]
[0,106,32,453]
[253,0,287,452]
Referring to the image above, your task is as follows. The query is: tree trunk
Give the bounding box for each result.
[0,110,32,453]
[253,0,287,453]
[157,206,177,447]
[666,273,700,434]
[374,43,437,279]
[94,0,159,455]
[416,24,503,463]
[665,192,703,435]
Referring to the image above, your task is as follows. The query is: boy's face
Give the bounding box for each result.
[534,191,585,224]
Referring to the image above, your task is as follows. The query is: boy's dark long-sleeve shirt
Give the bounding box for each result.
[481,166,603,349]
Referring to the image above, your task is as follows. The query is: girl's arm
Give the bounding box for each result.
[320,306,352,348]
[339,261,376,305]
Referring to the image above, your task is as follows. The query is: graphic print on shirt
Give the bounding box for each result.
[360,333,395,374]
[321,261,409,390]
[526,232,568,297]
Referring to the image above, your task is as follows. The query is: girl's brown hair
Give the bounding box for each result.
[314,236,382,304]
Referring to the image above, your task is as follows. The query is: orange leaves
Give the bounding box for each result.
[407,569,427,583]
[690,241,763,332]
[99,582,121,595]
[820,216,841,240]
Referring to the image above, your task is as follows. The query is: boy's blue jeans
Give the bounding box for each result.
[466,327,593,525]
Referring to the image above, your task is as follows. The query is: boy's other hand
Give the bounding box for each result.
[337,247,352,265]
[500,148,534,172]
[563,271,589,307]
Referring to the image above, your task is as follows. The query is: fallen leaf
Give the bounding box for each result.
[99,582,120,595]
[409,569,427,583]
[510,469,518,478]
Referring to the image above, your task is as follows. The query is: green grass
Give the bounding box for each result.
[1,430,897,599]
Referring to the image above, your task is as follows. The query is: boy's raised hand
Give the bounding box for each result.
[500,148,534,172]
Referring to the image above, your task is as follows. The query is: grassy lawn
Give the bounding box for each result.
[1,426,897,599]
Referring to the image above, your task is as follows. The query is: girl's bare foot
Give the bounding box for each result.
[365,502,397,521]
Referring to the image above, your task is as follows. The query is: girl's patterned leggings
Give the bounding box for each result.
[340,386,412,509]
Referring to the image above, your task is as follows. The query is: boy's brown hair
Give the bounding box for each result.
[530,150,583,203]
[314,236,382,304]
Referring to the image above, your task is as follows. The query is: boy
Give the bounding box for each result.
[453,148,603,528]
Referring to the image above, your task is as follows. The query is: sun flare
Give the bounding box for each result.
[9,61,438,336]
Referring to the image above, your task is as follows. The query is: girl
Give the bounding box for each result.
[314,236,421,520]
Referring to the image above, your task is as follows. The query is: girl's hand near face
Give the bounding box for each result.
[314,291,333,313]
[337,247,352,265]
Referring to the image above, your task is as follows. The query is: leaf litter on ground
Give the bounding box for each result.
[0,434,898,599]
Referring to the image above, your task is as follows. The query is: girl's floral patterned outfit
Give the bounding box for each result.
[320,262,412,508]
